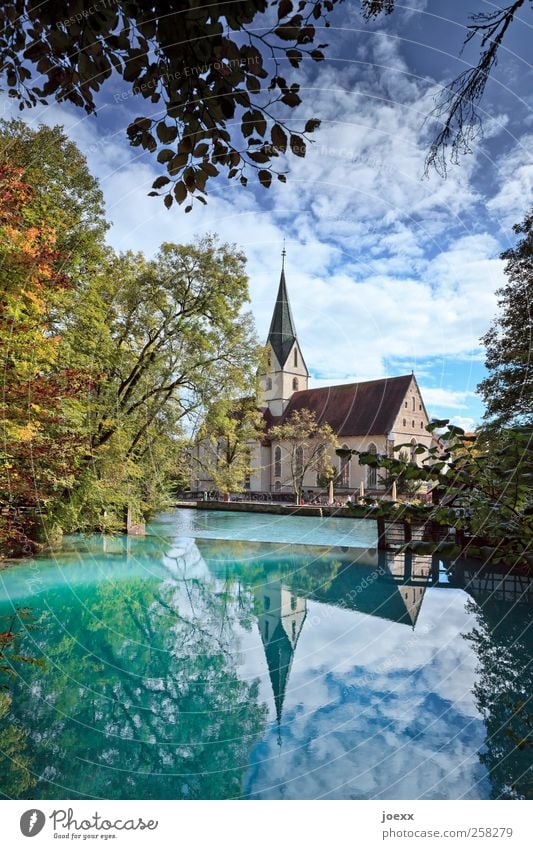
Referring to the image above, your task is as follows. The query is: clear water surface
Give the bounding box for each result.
[0,508,531,800]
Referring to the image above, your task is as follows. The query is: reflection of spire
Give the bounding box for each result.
[257,581,306,727]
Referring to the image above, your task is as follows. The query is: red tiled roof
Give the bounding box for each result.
[272,374,413,437]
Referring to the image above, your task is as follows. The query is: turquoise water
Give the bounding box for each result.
[159,507,378,548]
[0,508,531,800]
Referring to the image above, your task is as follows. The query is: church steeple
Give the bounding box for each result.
[261,248,309,416]
[267,252,298,368]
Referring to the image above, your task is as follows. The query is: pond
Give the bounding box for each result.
[0,508,531,800]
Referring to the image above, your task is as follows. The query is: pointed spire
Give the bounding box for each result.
[267,247,297,367]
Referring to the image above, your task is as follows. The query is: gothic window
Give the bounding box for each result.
[291,594,297,611]
[274,480,281,492]
[266,377,272,390]
[264,596,271,611]
[292,377,299,391]
[412,396,416,411]
[264,620,269,639]
[404,400,407,408]
[294,347,298,367]
[295,445,304,480]
[412,420,415,428]
[419,403,422,411]
[367,442,377,488]
[410,438,417,462]
[339,444,350,487]
[420,421,423,429]
[274,446,282,478]
[292,621,296,641]
[403,418,406,427]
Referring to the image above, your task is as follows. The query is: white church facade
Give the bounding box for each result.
[196,259,434,497]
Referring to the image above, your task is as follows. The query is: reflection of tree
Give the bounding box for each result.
[0,691,35,797]
[0,607,43,797]
[465,599,533,799]
[1,567,267,799]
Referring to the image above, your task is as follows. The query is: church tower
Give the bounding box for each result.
[260,249,309,416]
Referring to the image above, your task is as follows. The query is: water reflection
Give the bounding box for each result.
[0,521,531,800]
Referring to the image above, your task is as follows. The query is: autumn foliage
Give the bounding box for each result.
[0,163,87,552]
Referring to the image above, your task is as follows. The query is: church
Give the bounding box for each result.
[196,257,434,497]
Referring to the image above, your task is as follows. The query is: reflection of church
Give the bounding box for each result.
[256,580,307,724]
[253,551,435,725]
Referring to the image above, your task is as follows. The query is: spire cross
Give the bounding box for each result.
[281,239,286,269]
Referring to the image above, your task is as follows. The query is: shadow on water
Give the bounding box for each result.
[0,517,531,799]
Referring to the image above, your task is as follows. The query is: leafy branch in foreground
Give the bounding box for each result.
[340,421,533,568]
[0,0,344,208]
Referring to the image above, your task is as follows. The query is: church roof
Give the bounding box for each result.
[267,268,298,367]
[280,374,413,436]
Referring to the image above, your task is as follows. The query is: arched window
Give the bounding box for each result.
[339,443,350,487]
[266,377,272,390]
[294,347,298,367]
[404,401,408,408]
[412,419,415,428]
[367,442,377,488]
[420,421,423,429]
[292,377,299,391]
[274,480,281,492]
[403,418,406,427]
[274,446,281,478]
[410,438,417,462]
[412,396,416,411]
[295,445,304,480]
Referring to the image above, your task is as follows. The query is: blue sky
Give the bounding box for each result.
[3,1,531,428]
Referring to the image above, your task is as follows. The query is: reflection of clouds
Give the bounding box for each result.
[244,588,487,799]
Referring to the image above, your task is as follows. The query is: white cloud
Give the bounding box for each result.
[449,415,477,431]
[420,387,476,410]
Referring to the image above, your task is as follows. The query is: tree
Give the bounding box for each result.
[269,408,337,503]
[363,1,531,176]
[0,119,108,272]
[0,162,89,553]
[60,237,260,530]
[477,211,532,429]
[196,397,264,498]
[0,0,345,208]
